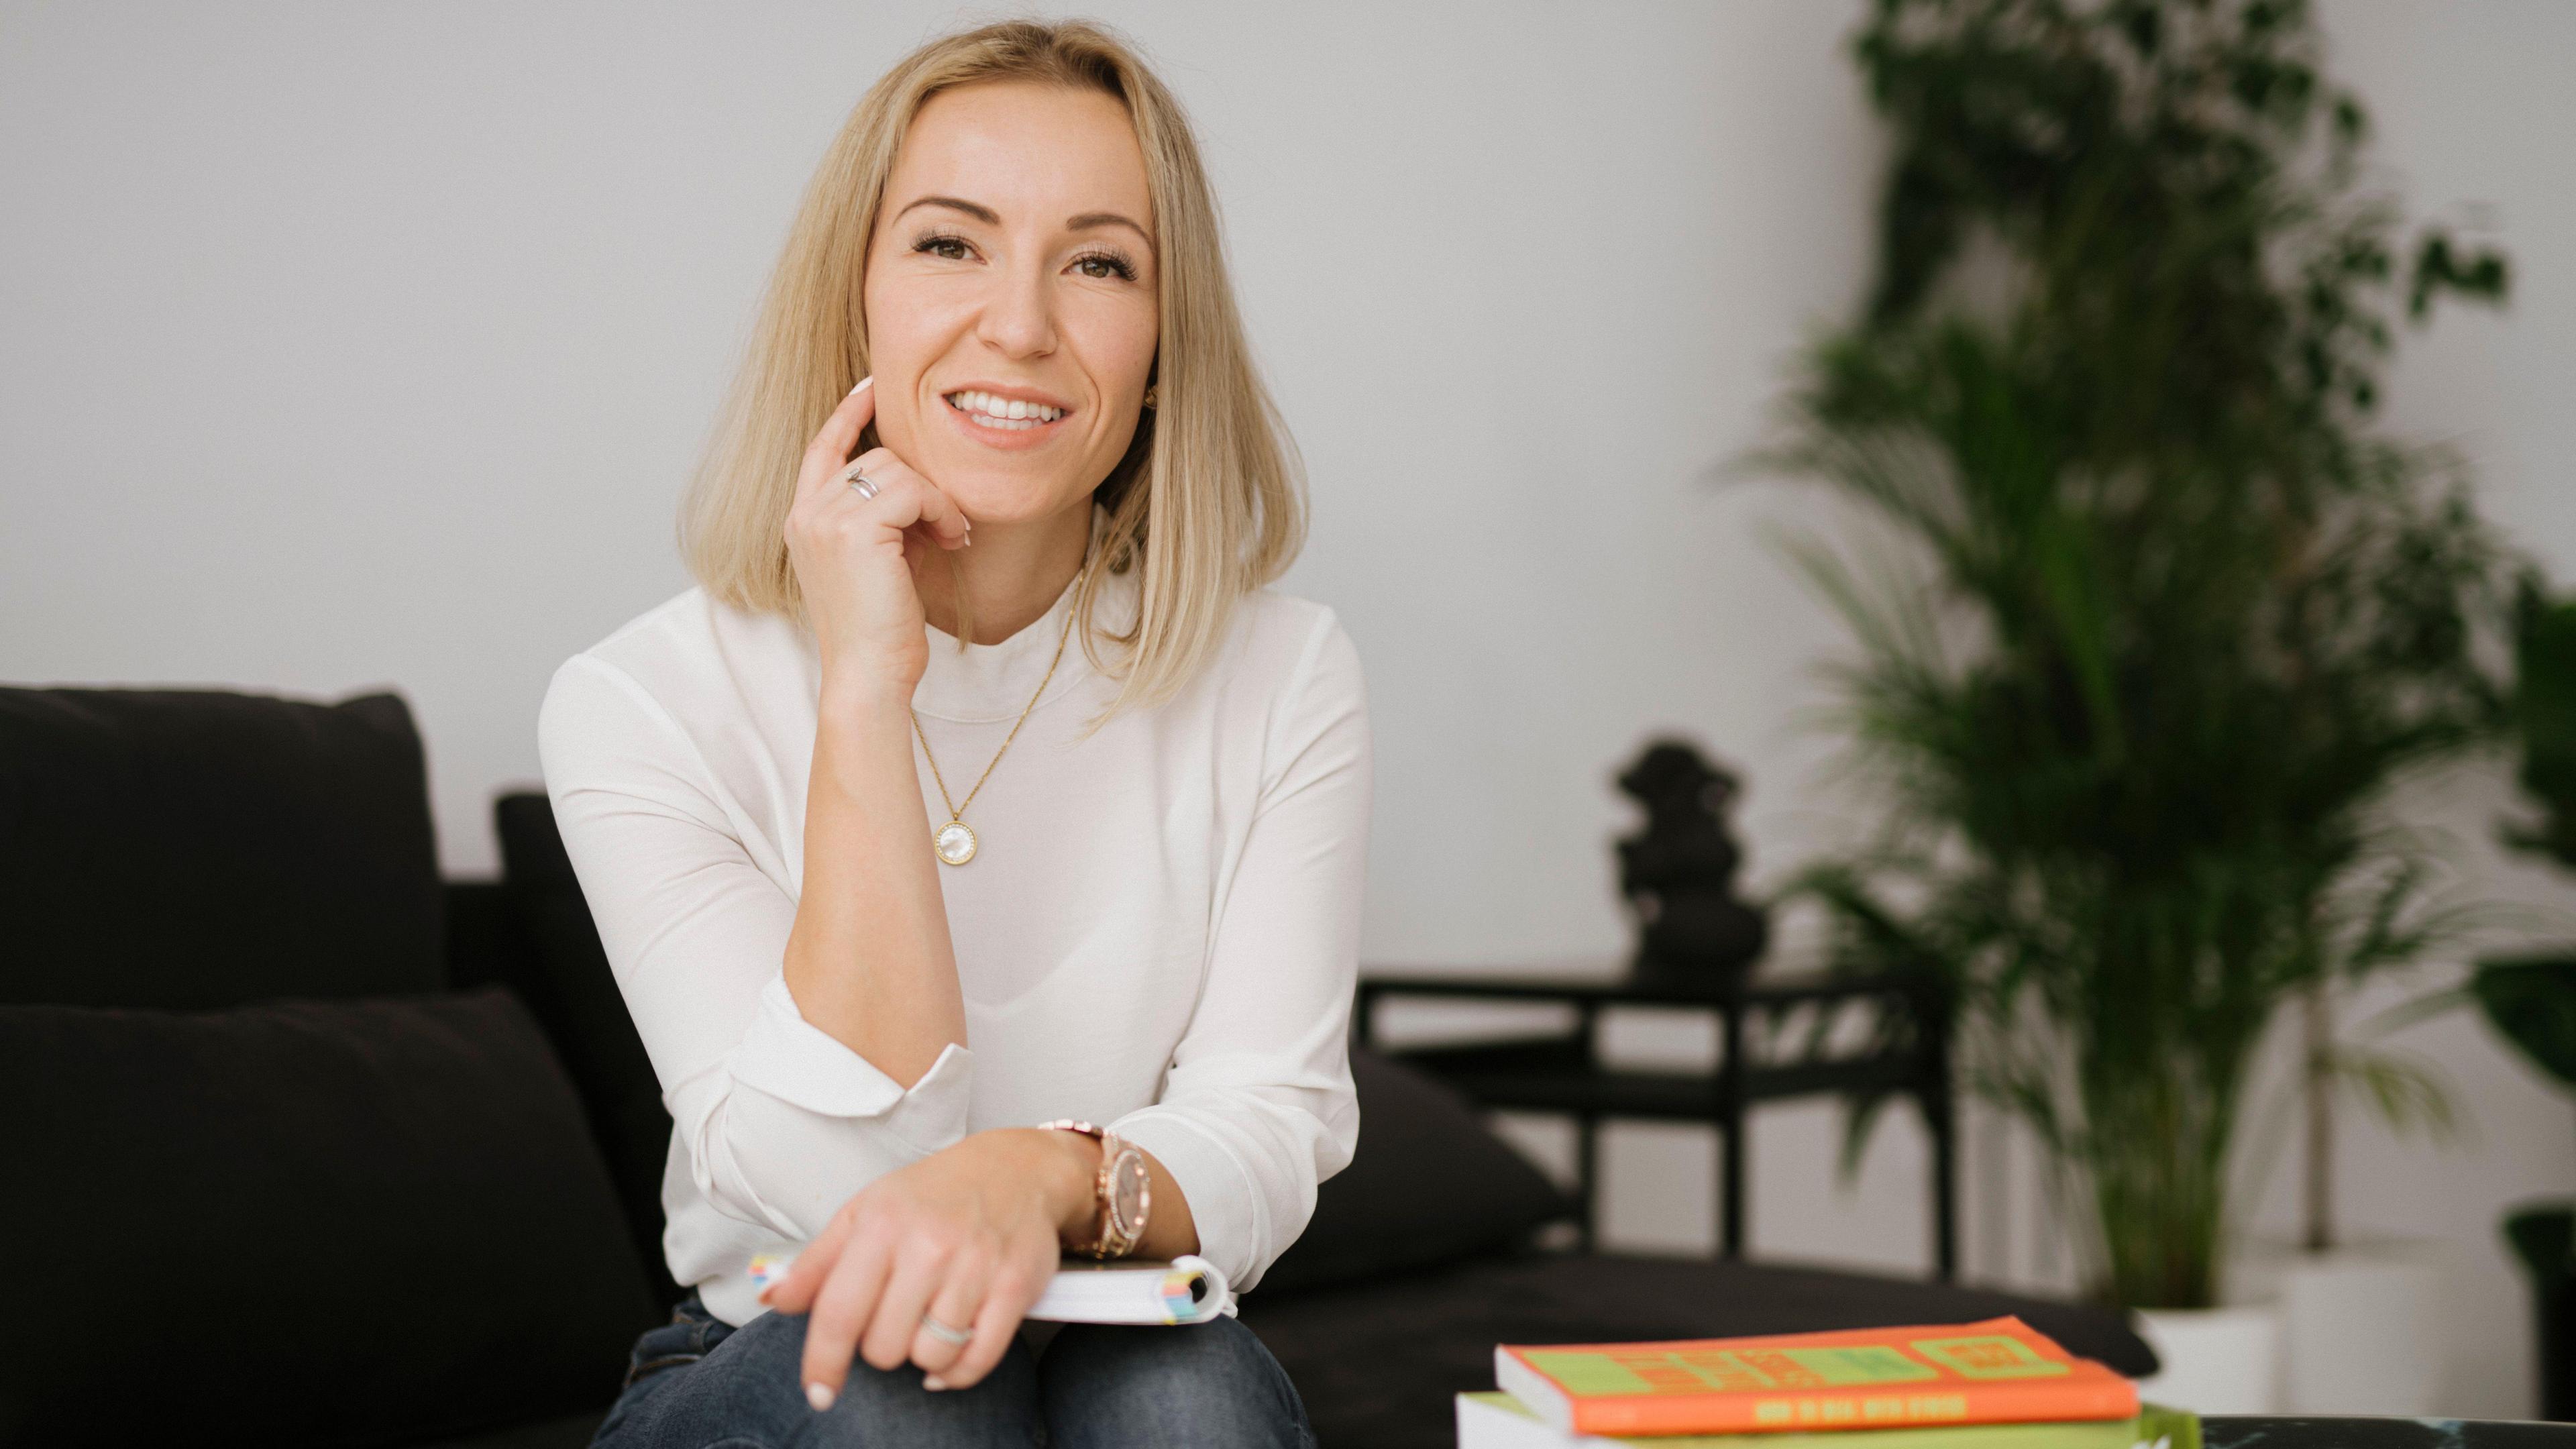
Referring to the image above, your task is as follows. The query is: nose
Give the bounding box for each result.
[975,249,1057,359]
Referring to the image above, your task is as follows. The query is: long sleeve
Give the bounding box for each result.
[536,652,973,1246]
[1110,609,1373,1292]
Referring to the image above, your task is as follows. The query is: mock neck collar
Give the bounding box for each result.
[911,501,1130,723]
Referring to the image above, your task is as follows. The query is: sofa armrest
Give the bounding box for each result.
[488,792,684,1310]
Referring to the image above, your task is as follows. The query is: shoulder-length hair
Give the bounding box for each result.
[678,17,1305,731]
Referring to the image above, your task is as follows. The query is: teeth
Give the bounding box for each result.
[945,390,1063,425]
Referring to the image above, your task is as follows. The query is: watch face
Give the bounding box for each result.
[1108,1148,1148,1234]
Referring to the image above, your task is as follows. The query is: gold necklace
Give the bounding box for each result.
[909,571,1085,866]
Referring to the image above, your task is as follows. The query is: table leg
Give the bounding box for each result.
[1574,1112,1599,1252]
[1923,985,1957,1281]
[1719,1001,1745,1258]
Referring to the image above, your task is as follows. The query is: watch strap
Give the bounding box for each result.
[1035,1118,1127,1258]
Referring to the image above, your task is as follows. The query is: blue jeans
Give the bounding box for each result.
[590,1292,1316,1448]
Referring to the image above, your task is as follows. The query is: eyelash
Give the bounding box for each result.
[910,228,1138,282]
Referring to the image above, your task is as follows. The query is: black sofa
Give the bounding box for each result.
[0,686,2154,1448]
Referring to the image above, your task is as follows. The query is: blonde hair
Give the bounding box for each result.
[678,17,1305,731]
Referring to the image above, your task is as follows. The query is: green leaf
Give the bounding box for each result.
[2317,1042,2459,1138]
[2471,957,2576,1091]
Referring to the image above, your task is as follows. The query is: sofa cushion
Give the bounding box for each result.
[1240,1251,2159,1449]
[0,686,445,1008]
[0,986,659,1447]
[1257,1048,1578,1297]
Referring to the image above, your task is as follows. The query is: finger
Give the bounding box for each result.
[909,1252,991,1379]
[800,1227,896,1408]
[837,449,971,548]
[805,460,964,554]
[926,1260,1038,1391]
[857,1239,951,1373]
[795,376,877,506]
[759,1208,858,1316]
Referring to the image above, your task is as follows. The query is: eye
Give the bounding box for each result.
[1073,248,1138,282]
[911,229,975,261]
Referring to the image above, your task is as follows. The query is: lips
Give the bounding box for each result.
[936,386,1073,450]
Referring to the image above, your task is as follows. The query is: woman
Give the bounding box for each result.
[539,18,1368,1448]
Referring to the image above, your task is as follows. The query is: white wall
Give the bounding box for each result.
[5,0,2569,1418]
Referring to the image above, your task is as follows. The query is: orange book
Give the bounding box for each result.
[1494,1316,2139,1438]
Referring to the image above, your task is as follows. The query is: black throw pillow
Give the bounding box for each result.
[0,686,445,1008]
[1258,1047,1578,1298]
[0,987,661,1448]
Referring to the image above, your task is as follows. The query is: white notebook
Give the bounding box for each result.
[746,1252,1233,1326]
[1028,1255,1234,1324]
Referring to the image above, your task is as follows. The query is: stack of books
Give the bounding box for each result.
[1458,1316,2196,1449]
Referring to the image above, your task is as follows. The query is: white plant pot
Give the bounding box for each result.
[2235,1239,2445,1415]
[2131,1303,2283,1415]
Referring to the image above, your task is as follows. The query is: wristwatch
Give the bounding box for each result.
[1036,1119,1150,1258]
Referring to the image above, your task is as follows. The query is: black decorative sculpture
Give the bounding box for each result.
[1613,738,1768,987]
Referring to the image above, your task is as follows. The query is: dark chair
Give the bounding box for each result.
[0,684,2154,1449]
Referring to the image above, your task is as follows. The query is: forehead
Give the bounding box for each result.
[886,81,1152,235]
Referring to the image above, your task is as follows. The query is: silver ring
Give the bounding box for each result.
[918,1313,973,1346]
[841,463,879,500]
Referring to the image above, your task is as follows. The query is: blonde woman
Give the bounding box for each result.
[539,19,1366,1449]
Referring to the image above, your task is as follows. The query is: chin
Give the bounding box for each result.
[937,471,1085,525]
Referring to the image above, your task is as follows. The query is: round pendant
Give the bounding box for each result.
[932,820,978,866]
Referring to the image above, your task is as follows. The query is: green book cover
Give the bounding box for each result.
[1456,1391,2200,1449]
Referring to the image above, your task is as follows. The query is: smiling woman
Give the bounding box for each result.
[541,17,1360,1449]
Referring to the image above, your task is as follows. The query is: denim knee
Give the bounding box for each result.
[621,1297,739,1391]
[594,1301,1045,1449]
[1038,1317,1313,1449]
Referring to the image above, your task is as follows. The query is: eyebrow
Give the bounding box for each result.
[893,195,1152,246]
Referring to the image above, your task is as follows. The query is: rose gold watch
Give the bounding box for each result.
[1037,1119,1150,1258]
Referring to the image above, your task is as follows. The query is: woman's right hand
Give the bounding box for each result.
[756,1127,1100,1401]
[785,376,973,702]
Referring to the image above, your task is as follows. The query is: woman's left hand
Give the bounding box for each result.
[757,1127,1098,1402]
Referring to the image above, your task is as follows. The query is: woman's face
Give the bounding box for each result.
[861,80,1161,527]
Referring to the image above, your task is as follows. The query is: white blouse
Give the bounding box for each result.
[535,506,1372,1328]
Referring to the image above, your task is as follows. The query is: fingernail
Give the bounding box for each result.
[806,1381,836,1411]
[924,1376,949,1392]
[849,376,873,396]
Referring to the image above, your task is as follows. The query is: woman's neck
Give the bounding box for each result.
[913,496,1094,645]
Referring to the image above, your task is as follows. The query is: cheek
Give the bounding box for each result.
[1076,305,1161,401]
[1116,309,1160,386]
[861,279,943,447]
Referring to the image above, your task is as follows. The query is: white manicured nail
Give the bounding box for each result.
[806,1381,836,1411]
[849,377,872,396]
[924,1375,950,1391]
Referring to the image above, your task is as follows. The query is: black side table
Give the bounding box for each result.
[1354,963,1955,1279]
[2204,1418,2574,1446]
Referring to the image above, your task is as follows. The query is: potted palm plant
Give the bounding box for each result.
[1756,0,2510,1413]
